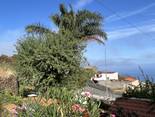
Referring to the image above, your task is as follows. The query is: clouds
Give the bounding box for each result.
[74,0,93,10]
[106,2,155,22]
[104,2,155,41]
[107,22,155,40]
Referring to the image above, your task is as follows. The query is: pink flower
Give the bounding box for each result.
[111,114,116,117]
[72,104,80,111]
[11,107,18,115]
[72,104,85,113]
[79,107,85,113]
[81,91,92,98]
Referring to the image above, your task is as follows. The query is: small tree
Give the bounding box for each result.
[16,32,84,92]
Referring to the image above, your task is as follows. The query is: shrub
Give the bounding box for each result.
[16,32,84,93]
[123,72,155,101]
[0,90,22,105]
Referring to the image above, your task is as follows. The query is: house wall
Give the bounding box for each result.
[130,80,139,86]
[94,72,118,81]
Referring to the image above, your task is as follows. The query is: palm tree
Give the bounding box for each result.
[26,4,107,43]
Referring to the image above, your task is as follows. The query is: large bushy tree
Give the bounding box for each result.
[16,32,84,92]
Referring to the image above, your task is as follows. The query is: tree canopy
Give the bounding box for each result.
[16,32,84,92]
[26,4,107,43]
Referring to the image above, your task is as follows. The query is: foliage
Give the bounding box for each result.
[26,4,107,43]
[52,4,107,41]
[17,3,107,93]
[13,4,105,116]
[18,88,100,117]
[0,85,100,117]
[16,32,84,92]
[73,68,97,89]
[19,85,36,97]
[0,90,22,105]
[123,73,155,101]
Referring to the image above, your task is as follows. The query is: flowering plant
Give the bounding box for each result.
[72,104,85,113]
[81,91,92,98]
[5,88,100,117]
[72,91,100,116]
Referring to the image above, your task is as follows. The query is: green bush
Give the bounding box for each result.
[0,90,22,105]
[63,68,97,90]
[16,32,84,93]
[123,73,155,101]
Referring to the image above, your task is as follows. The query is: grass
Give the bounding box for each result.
[0,63,15,78]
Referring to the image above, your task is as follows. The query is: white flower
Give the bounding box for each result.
[82,100,87,105]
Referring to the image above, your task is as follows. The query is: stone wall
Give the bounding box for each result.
[0,75,18,95]
[110,98,155,117]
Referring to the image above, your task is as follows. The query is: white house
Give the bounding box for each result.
[91,72,119,81]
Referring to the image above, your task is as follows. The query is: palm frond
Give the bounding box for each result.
[59,4,68,15]
[82,35,106,44]
[48,4,107,44]
[25,23,51,34]
[69,4,74,16]
[76,10,107,42]
[51,14,61,27]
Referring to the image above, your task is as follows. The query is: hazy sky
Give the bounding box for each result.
[0,0,155,77]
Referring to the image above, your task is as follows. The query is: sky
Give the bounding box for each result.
[0,0,155,78]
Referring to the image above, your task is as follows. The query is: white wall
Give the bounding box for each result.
[93,72,118,81]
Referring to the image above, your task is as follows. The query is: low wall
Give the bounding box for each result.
[110,97,155,117]
[84,81,122,101]
[98,80,130,90]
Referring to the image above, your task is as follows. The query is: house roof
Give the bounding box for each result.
[122,76,136,82]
